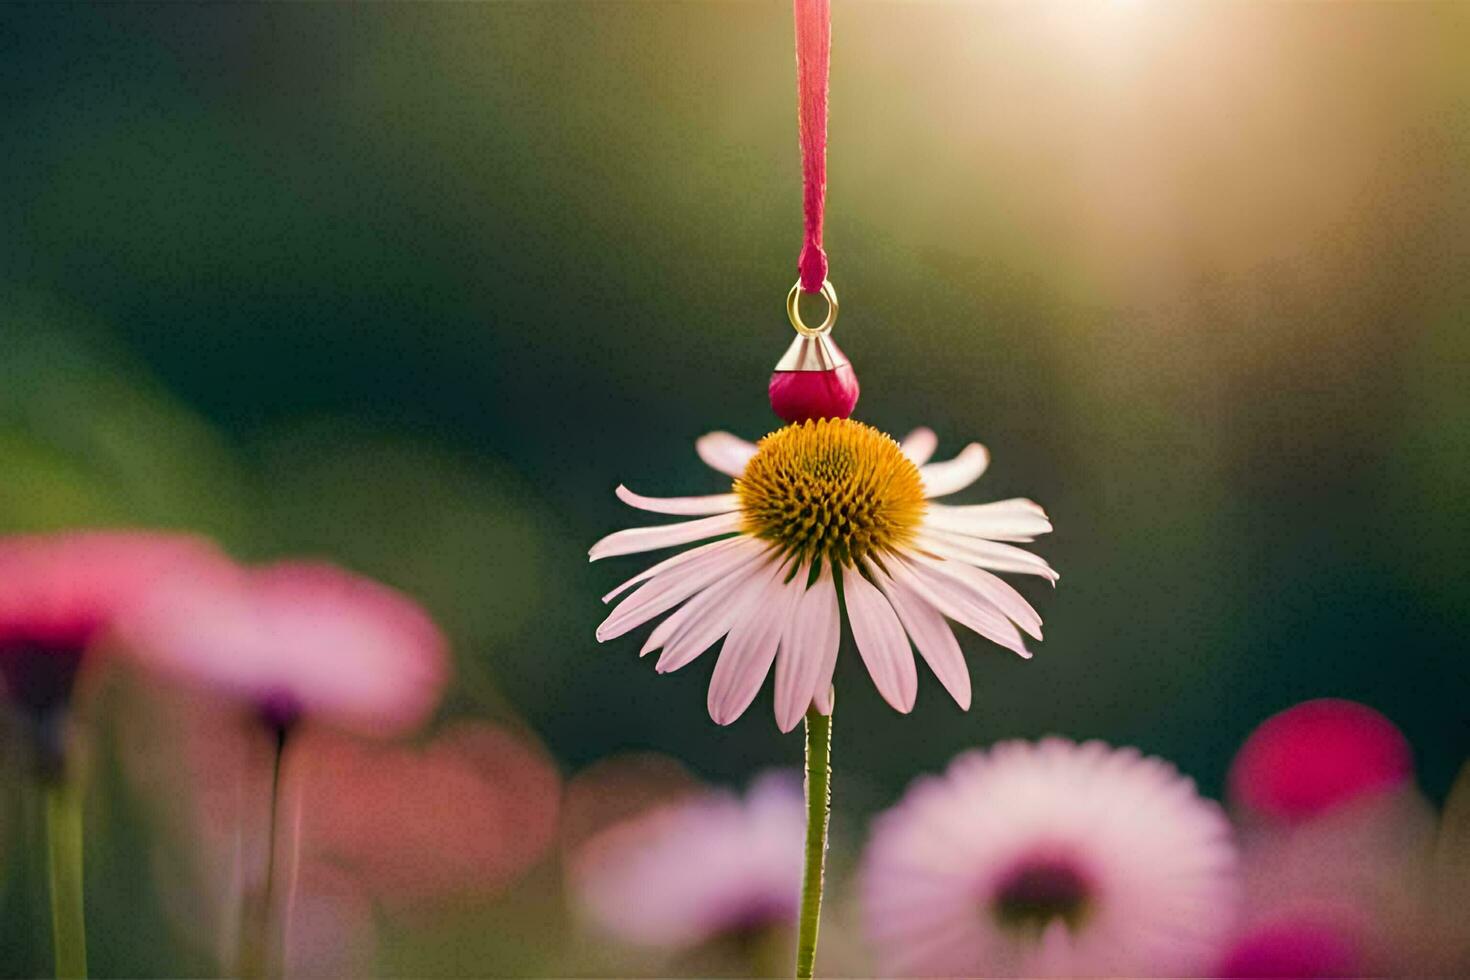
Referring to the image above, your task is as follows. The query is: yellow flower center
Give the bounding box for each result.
[736,419,926,567]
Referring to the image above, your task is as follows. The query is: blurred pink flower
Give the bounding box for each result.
[860,738,1238,977]
[1228,698,1413,825]
[119,560,448,737]
[560,752,703,856]
[0,530,222,716]
[1228,775,1438,974]
[280,861,378,979]
[295,722,561,910]
[118,681,560,969]
[590,422,1056,729]
[568,771,804,951]
[1218,915,1361,978]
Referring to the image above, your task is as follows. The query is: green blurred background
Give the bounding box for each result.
[1,1,1467,973]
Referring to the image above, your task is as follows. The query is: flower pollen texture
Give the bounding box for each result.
[736,419,925,567]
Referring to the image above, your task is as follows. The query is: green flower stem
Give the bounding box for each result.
[44,773,87,980]
[796,707,832,979]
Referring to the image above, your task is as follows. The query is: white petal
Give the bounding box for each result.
[915,530,1059,583]
[638,549,751,655]
[602,536,744,603]
[875,566,971,710]
[842,563,918,713]
[922,498,1052,542]
[707,562,800,725]
[615,485,740,516]
[918,443,990,498]
[892,556,1031,659]
[773,562,839,733]
[899,427,938,467]
[596,537,765,641]
[696,431,758,478]
[654,557,777,673]
[811,571,841,716]
[589,512,742,562]
[926,559,1043,639]
[812,643,838,715]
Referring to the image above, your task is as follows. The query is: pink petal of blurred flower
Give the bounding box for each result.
[568,771,804,951]
[0,530,224,713]
[560,752,703,855]
[860,738,1238,978]
[1232,787,1437,974]
[118,680,559,966]
[1219,916,1361,978]
[118,560,448,737]
[1229,699,1413,825]
[282,861,378,979]
[295,722,561,910]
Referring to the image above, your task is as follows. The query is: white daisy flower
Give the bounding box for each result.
[860,738,1239,978]
[568,771,804,951]
[589,419,1057,730]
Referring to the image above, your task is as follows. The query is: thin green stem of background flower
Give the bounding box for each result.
[45,773,87,980]
[240,726,289,979]
[796,706,831,979]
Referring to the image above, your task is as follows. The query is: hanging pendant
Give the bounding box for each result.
[769,279,861,423]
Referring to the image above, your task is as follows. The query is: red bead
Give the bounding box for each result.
[768,364,860,423]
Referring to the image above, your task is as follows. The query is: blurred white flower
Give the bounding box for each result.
[568,771,804,951]
[860,738,1238,977]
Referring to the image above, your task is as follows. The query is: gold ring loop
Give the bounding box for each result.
[786,279,839,337]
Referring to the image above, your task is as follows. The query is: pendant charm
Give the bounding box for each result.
[769,280,860,423]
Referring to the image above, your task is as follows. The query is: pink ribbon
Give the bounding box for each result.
[794,0,831,294]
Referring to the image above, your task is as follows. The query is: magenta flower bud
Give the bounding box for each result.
[1219,918,1360,978]
[1228,699,1413,825]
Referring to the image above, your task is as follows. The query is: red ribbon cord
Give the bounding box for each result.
[794,0,831,294]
